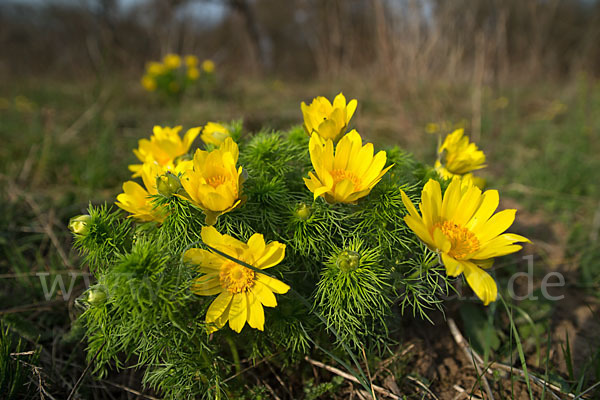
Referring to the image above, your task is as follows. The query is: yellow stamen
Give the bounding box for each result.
[219,262,255,294]
[207,175,227,188]
[330,169,361,191]
[434,220,480,259]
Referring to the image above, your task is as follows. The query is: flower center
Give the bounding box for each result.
[330,169,362,191]
[219,262,255,294]
[207,175,228,188]
[434,220,480,259]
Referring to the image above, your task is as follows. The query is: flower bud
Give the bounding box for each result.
[68,215,91,235]
[156,172,182,197]
[86,285,107,306]
[295,203,312,220]
[336,250,360,272]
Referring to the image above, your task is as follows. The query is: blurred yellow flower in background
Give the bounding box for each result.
[163,53,181,69]
[187,67,199,80]
[304,131,392,203]
[147,61,166,76]
[141,75,156,91]
[435,129,486,179]
[116,163,167,222]
[301,92,357,141]
[400,177,530,305]
[184,226,289,333]
[201,122,231,146]
[185,55,198,68]
[129,125,200,177]
[202,59,215,73]
[180,138,244,224]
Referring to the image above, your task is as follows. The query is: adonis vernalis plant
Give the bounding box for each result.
[70,93,528,399]
[141,54,216,99]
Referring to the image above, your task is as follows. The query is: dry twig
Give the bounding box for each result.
[66,342,106,400]
[453,384,483,400]
[101,380,161,400]
[447,318,495,400]
[305,356,402,399]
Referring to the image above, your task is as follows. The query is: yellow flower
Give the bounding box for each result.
[116,163,167,222]
[304,131,392,203]
[180,138,244,224]
[301,92,357,141]
[163,53,181,69]
[187,67,200,80]
[184,226,289,333]
[141,75,156,91]
[202,59,215,73]
[146,61,165,76]
[129,126,201,177]
[435,129,486,178]
[201,122,230,146]
[400,177,530,305]
[185,55,199,68]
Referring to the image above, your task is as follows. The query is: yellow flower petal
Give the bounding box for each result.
[462,261,498,305]
[441,252,463,276]
[247,233,266,257]
[253,281,277,307]
[228,292,247,333]
[255,242,286,269]
[465,189,499,232]
[246,290,265,331]
[441,177,462,220]
[332,92,347,109]
[257,275,290,294]
[346,99,358,122]
[476,209,517,243]
[452,184,482,226]
[433,227,451,253]
[334,179,354,202]
[404,216,433,247]
[191,275,222,296]
[400,190,421,220]
[206,292,233,324]
[420,179,442,228]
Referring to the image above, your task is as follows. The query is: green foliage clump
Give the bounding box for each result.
[315,239,391,349]
[0,323,39,400]
[72,204,132,273]
[72,124,451,399]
